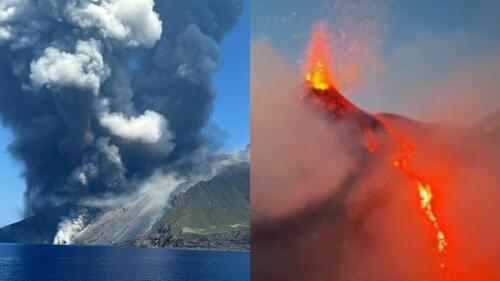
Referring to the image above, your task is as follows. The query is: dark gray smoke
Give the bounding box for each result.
[0,0,243,216]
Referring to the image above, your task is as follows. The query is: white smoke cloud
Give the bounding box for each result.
[0,4,14,43]
[168,147,250,198]
[0,3,15,21]
[138,172,184,208]
[0,0,28,22]
[78,172,88,186]
[79,172,184,211]
[68,137,125,188]
[30,39,110,95]
[96,137,124,168]
[0,26,10,42]
[99,110,172,144]
[65,0,162,48]
[0,0,27,44]
[53,213,87,245]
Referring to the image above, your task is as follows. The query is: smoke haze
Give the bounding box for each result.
[251,35,500,281]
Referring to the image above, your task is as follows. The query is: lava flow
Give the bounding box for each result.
[304,25,450,278]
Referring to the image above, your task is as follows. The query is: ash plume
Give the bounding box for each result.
[0,0,243,218]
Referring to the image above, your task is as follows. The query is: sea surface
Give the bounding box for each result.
[0,243,249,281]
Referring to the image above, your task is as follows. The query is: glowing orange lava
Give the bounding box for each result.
[304,24,337,91]
[304,24,451,279]
[368,119,450,272]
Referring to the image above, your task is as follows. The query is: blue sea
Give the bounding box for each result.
[0,243,249,281]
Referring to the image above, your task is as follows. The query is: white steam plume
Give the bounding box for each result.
[53,213,87,245]
[0,0,28,45]
[65,0,162,48]
[30,39,110,95]
[99,110,172,144]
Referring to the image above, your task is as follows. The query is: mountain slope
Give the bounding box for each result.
[73,191,167,245]
[73,174,185,246]
[134,163,250,250]
[0,162,250,250]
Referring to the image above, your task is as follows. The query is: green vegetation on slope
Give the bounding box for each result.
[135,163,250,250]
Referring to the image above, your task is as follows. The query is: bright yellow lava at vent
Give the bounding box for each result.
[304,24,337,91]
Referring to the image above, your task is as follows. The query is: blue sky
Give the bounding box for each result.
[211,0,250,151]
[0,0,250,227]
[252,0,500,61]
[0,127,24,227]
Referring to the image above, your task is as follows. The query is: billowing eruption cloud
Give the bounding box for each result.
[252,23,500,281]
[99,110,169,144]
[65,0,163,48]
[0,0,243,219]
[29,39,110,95]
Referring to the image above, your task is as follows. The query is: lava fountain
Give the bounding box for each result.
[303,24,451,279]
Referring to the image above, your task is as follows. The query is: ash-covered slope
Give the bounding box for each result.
[133,163,250,250]
[73,187,175,246]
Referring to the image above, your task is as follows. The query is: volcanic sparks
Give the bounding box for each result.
[303,24,450,277]
[304,24,337,91]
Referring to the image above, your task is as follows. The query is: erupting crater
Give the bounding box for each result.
[303,24,451,279]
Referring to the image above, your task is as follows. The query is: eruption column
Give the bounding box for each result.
[303,24,450,278]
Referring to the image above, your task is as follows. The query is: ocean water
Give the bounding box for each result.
[0,243,249,281]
